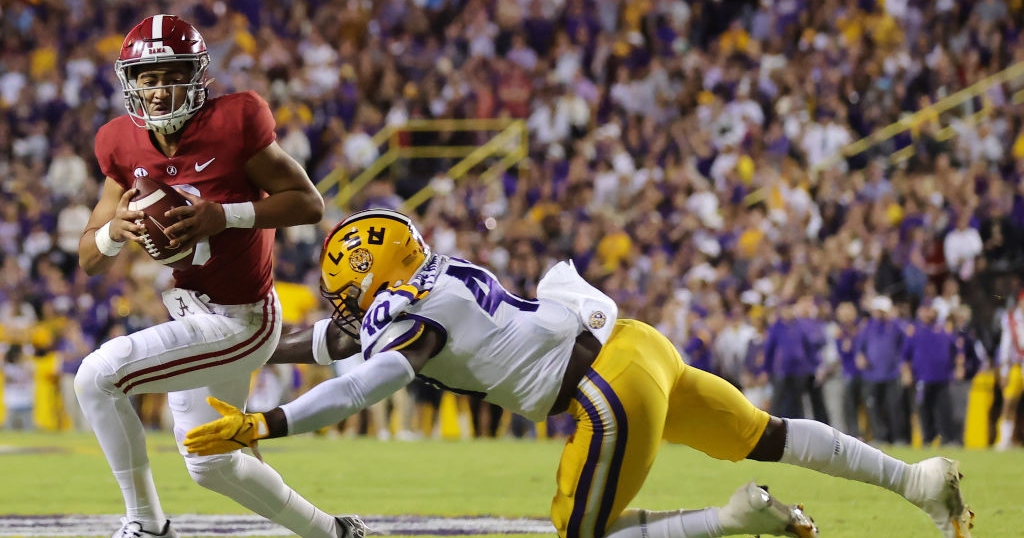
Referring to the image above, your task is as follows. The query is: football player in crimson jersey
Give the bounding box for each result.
[75,15,362,538]
[186,209,974,538]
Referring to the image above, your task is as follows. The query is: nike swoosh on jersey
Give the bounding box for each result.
[195,158,216,172]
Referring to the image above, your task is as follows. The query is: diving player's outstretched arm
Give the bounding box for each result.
[183,324,442,455]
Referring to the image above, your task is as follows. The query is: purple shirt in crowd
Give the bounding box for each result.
[836,325,860,378]
[856,317,904,382]
[763,317,821,377]
[901,321,961,383]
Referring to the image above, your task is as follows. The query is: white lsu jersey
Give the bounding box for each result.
[358,255,585,421]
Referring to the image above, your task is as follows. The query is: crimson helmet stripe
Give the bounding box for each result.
[152,14,164,39]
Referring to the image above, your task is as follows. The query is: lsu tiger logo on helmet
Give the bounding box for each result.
[320,209,431,339]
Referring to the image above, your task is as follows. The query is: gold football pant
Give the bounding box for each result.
[550,319,770,538]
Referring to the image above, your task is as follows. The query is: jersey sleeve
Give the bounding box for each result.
[240,91,277,161]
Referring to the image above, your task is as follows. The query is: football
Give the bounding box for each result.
[128,176,196,270]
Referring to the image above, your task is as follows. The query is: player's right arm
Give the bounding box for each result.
[78,178,145,276]
[266,318,361,365]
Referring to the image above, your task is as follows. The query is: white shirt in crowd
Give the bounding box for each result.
[801,119,852,170]
[714,321,757,382]
[943,225,983,279]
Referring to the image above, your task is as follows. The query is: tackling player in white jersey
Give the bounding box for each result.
[186,209,974,538]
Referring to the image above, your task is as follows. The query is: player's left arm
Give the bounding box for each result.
[184,325,442,455]
[237,141,325,228]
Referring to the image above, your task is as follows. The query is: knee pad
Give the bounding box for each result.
[74,353,120,400]
[184,452,240,491]
[184,451,290,517]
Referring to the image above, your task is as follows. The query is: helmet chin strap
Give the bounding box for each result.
[146,116,185,135]
[145,101,191,134]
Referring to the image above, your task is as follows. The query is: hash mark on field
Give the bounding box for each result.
[0,514,556,536]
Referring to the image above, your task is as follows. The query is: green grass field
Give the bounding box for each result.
[1,431,1021,537]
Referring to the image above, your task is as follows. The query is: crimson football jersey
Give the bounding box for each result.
[95,91,277,305]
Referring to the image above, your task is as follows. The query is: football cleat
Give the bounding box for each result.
[336,515,371,538]
[902,457,975,538]
[111,518,178,538]
[719,481,818,537]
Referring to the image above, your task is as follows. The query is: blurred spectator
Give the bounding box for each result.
[741,310,772,411]
[944,210,983,282]
[901,301,963,446]
[834,301,865,439]
[2,344,34,430]
[932,278,961,326]
[950,304,985,444]
[713,304,756,389]
[764,297,828,422]
[857,296,910,445]
[44,143,90,202]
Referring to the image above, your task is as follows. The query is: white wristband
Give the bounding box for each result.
[94,221,126,257]
[222,202,255,229]
[311,318,335,365]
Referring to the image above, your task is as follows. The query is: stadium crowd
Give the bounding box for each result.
[2,0,1024,447]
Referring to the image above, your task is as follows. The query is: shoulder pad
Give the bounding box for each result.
[364,316,426,359]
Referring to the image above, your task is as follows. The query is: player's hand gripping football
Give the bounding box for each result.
[184,397,269,457]
[162,189,224,249]
[112,187,146,241]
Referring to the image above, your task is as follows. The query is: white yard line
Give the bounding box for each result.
[0,514,556,537]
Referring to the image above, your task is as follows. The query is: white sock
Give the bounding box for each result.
[997,418,1014,448]
[781,418,907,493]
[187,452,339,538]
[113,466,166,529]
[75,360,166,528]
[604,508,726,538]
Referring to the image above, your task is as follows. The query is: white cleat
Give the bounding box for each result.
[336,515,371,538]
[719,481,819,537]
[111,518,178,538]
[902,457,975,538]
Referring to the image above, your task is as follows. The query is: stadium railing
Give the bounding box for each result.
[317,118,529,211]
[812,59,1024,176]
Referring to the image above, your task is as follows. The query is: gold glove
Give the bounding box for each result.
[184,396,269,456]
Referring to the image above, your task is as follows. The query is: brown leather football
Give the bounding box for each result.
[129,176,196,270]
